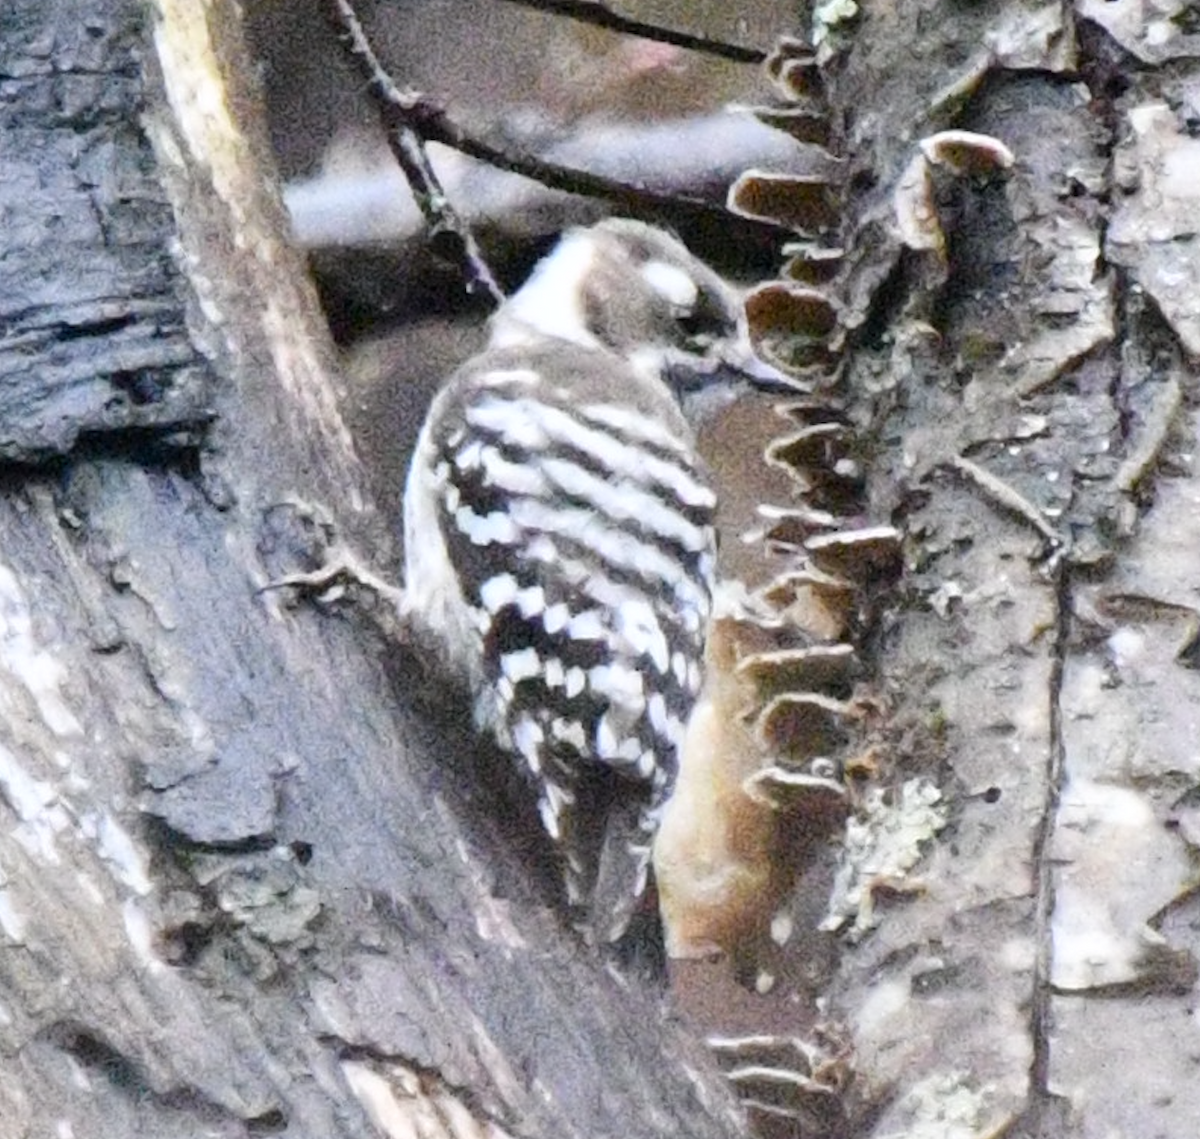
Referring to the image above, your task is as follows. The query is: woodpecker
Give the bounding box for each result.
[402,218,786,944]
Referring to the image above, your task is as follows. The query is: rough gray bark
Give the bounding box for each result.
[0,2,744,1137]
[796,3,1200,1137]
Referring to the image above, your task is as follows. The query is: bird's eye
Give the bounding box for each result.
[677,314,714,347]
[676,303,732,350]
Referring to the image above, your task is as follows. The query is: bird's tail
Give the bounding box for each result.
[558,773,659,946]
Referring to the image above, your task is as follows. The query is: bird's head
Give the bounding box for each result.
[487,218,792,422]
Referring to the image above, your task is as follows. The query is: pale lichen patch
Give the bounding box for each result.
[822,779,949,940]
[0,564,83,738]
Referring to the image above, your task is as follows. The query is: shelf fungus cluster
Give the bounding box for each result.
[709,1028,854,1134]
[730,39,847,387]
[649,29,1029,1139]
[654,41,903,971]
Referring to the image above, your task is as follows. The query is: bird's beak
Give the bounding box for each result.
[661,334,804,427]
[719,334,801,394]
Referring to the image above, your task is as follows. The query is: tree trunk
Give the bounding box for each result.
[802,4,1200,1137]
[0,2,743,1136]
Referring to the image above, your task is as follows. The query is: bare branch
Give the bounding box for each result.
[328,0,506,305]
[327,0,789,255]
[493,0,770,63]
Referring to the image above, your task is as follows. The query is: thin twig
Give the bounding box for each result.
[946,454,1064,547]
[328,0,787,249]
[329,0,505,305]
[493,0,769,63]
[1113,376,1181,494]
[258,548,407,613]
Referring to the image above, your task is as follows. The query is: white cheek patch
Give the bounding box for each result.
[488,233,602,350]
[641,260,699,311]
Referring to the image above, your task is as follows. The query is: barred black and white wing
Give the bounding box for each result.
[403,342,717,943]
[401,217,789,944]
